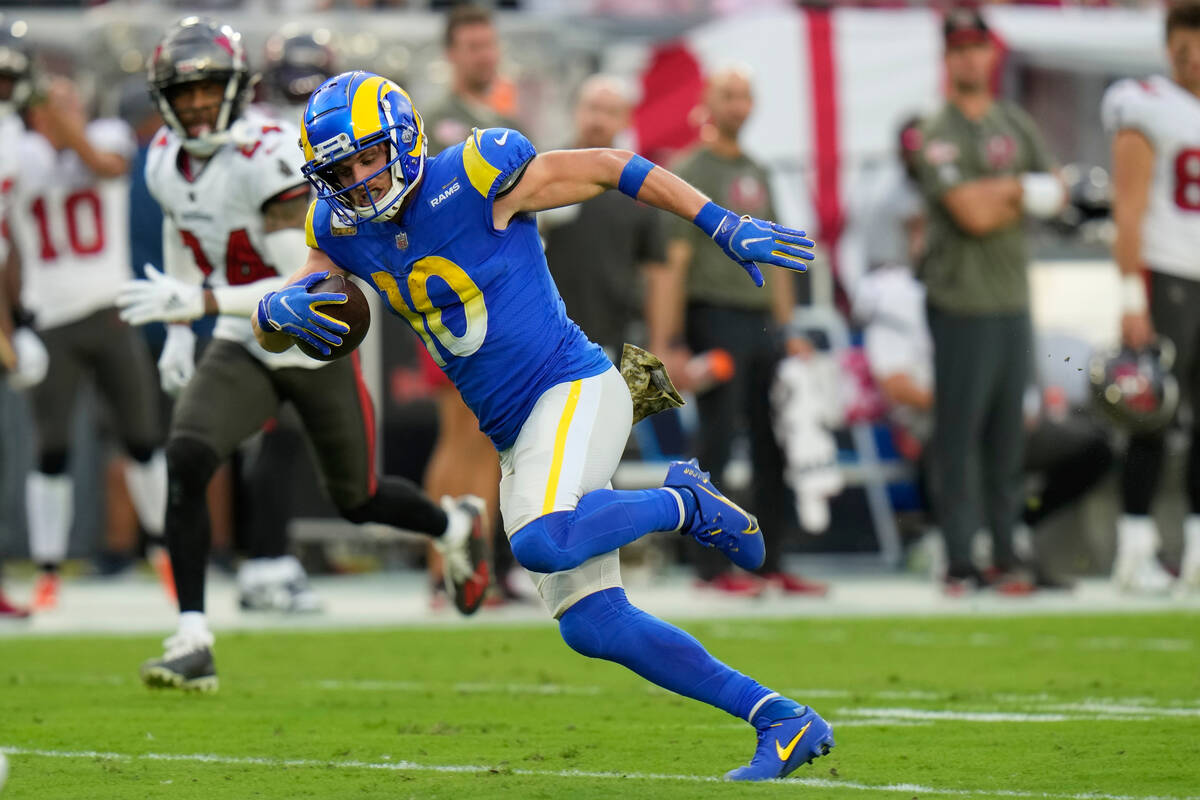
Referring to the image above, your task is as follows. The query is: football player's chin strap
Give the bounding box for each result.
[209,228,308,317]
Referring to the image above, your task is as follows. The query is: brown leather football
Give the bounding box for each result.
[296,273,371,362]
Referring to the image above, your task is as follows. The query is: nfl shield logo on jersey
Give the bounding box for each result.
[395,232,409,250]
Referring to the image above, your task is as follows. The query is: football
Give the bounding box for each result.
[296,273,371,362]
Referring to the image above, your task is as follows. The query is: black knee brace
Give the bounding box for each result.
[165,437,221,501]
[125,442,159,464]
[37,450,69,475]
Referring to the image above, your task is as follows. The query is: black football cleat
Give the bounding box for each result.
[437,496,491,616]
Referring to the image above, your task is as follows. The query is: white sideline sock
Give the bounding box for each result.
[1180,515,1200,588]
[124,451,167,535]
[177,611,210,639]
[26,472,73,566]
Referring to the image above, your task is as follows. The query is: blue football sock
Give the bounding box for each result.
[558,587,773,721]
[510,488,686,574]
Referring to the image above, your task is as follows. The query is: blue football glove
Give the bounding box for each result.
[256,271,350,357]
[694,201,815,287]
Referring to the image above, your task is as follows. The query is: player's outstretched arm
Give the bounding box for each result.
[252,247,348,355]
[495,148,814,286]
[1111,128,1156,350]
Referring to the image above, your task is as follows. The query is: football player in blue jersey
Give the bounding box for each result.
[252,71,832,781]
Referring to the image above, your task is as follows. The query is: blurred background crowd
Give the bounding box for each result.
[0,0,1195,619]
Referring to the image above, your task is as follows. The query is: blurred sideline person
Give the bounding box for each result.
[418,5,522,604]
[542,75,666,358]
[855,264,1112,589]
[8,76,168,610]
[120,18,489,692]
[423,5,518,153]
[915,9,1065,593]
[651,66,825,597]
[253,66,832,782]
[1101,2,1200,593]
[850,117,1109,589]
[840,116,926,304]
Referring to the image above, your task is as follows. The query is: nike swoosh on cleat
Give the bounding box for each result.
[495,130,510,146]
[693,484,758,534]
[775,721,813,762]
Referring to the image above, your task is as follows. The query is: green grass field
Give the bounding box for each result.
[1,612,1198,799]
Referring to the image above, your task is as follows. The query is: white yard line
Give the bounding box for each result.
[312,679,604,696]
[0,746,1195,800]
[837,708,1074,723]
[18,675,1200,720]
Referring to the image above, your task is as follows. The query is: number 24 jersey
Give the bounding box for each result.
[308,127,611,451]
[146,111,319,369]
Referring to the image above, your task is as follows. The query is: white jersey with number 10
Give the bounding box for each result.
[10,118,135,330]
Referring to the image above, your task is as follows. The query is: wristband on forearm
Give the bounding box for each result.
[213,278,287,318]
[1121,272,1148,314]
[617,154,656,199]
[1020,172,1066,219]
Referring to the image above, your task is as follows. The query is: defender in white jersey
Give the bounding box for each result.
[122,17,490,692]
[1101,2,1200,593]
[6,77,167,610]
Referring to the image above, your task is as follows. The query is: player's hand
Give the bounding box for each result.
[117,265,205,325]
[255,271,349,358]
[158,324,196,397]
[40,77,88,146]
[7,327,49,390]
[1121,311,1155,351]
[710,210,815,286]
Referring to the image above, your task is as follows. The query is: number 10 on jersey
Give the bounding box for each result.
[371,256,488,366]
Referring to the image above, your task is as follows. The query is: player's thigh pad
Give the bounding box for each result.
[29,322,86,456]
[499,366,633,617]
[86,310,163,449]
[169,340,281,461]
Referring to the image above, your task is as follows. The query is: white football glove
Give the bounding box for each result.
[8,327,49,390]
[158,324,196,397]
[117,264,205,326]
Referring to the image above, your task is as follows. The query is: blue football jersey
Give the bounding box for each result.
[307,127,612,451]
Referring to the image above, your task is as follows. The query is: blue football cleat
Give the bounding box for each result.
[725,703,835,781]
[664,458,765,571]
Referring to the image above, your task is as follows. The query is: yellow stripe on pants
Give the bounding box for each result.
[542,380,583,515]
